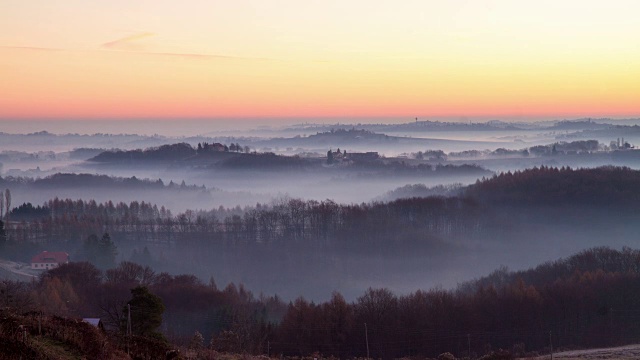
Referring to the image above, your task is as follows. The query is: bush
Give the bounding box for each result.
[478,349,513,360]
[438,352,456,360]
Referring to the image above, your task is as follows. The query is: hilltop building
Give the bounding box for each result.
[31,251,69,270]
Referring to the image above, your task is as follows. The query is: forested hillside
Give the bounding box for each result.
[3,166,638,251]
[2,166,639,300]
[466,166,640,207]
[3,247,640,359]
[88,141,492,176]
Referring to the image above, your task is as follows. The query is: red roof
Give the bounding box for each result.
[31,251,69,264]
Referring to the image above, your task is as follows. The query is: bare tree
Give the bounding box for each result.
[105,261,156,286]
[4,189,10,221]
[99,297,127,332]
[0,280,34,312]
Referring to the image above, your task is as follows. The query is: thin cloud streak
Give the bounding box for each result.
[99,32,273,61]
[101,32,155,51]
[0,44,272,61]
[0,45,63,52]
[99,32,274,61]
[100,48,272,61]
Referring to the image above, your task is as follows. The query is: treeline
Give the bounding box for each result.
[376,183,463,202]
[272,247,640,358]
[90,141,251,163]
[460,246,640,293]
[90,143,196,162]
[3,195,478,258]
[5,247,640,358]
[465,165,640,207]
[3,166,640,258]
[0,173,206,192]
[310,128,390,140]
[198,141,249,153]
[91,142,314,169]
[350,161,490,177]
[436,139,602,159]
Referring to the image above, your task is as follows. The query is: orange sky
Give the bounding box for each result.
[1,1,639,121]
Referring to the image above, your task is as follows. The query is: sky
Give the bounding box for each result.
[1,1,639,122]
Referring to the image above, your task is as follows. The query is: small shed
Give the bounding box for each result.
[82,318,105,331]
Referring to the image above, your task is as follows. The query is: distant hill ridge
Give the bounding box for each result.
[0,172,205,192]
[90,142,196,162]
[284,118,634,133]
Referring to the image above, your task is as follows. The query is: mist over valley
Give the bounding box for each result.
[2,119,640,359]
[4,2,640,357]
[2,120,640,300]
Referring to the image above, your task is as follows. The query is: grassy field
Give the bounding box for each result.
[0,259,38,281]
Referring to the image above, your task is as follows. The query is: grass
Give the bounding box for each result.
[28,336,86,360]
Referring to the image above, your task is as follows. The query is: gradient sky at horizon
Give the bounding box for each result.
[1,1,639,122]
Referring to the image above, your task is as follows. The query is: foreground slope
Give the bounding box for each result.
[0,310,125,360]
[0,309,179,360]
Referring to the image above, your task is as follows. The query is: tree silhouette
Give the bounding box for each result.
[82,233,118,269]
[0,220,6,249]
[124,286,165,339]
[4,188,10,221]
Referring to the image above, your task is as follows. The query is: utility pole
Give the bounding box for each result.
[467,333,471,359]
[268,341,270,357]
[610,307,613,327]
[610,307,614,344]
[549,331,553,360]
[127,303,132,356]
[365,323,370,360]
[127,304,132,337]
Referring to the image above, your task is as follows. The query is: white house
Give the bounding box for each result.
[31,251,69,270]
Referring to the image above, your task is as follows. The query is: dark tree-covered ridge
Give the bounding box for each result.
[90,142,196,162]
[16,247,640,359]
[3,166,639,255]
[465,165,640,207]
[86,141,494,176]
